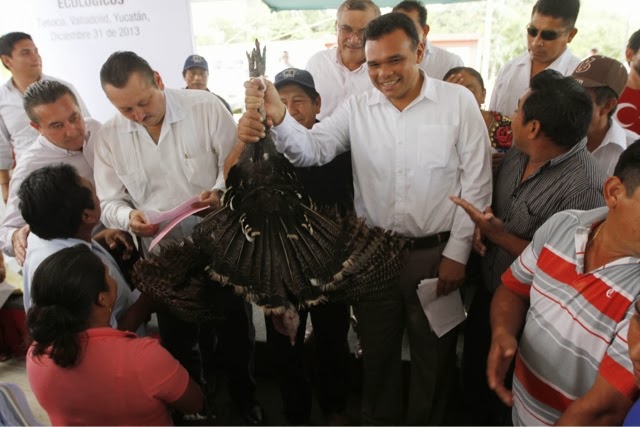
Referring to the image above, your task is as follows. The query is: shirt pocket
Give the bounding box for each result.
[119,169,148,202]
[184,150,218,190]
[416,125,457,169]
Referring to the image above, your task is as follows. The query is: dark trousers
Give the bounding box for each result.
[462,286,512,425]
[265,302,351,424]
[157,296,257,405]
[354,242,458,425]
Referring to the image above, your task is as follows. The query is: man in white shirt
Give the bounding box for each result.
[240,13,492,425]
[0,32,90,202]
[572,55,639,176]
[489,0,581,116]
[305,0,380,120]
[94,51,261,424]
[0,80,99,265]
[393,0,464,80]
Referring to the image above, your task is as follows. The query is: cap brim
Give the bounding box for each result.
[274,80,318,94]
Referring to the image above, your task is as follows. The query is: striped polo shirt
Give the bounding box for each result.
[502,207,640,425]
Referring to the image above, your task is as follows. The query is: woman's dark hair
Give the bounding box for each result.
[27,245,108,369]
[443,66,485,90]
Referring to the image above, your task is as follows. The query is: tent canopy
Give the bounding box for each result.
[261,0,477,11]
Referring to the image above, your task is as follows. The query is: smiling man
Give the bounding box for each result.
[489,0,581,117]
[305,0,380,120]
[238,13,491,425]
[0,80,99,265]
[0,32,90,202]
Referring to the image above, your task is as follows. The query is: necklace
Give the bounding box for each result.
[587,220,605,246]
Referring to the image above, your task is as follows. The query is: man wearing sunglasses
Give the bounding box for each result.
[489,0,581,118]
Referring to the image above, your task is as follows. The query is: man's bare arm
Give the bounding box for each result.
[555,375,632,426]
[487,285,529,406]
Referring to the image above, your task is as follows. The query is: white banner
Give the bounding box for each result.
[3,0,194,121]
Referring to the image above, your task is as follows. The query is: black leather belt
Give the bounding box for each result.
[411,231,450,250]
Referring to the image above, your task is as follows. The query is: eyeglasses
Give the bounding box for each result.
[526,25,570,41]
[337,25,366,39]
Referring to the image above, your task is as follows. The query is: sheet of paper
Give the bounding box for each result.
[143,195,202,225]
[148,204,209,252]
[416,278,466,338]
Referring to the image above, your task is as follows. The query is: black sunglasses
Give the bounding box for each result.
[526,25,569,41]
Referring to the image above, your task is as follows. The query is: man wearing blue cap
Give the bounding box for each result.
[225,67,353,426]
[182,54,232,113]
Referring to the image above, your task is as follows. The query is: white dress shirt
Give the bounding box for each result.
[272,72,492,264]
[419,41,464,80]
[0,74,90,169]
[306,47,374,120]
[94,88,236,253]
[22,234,145,335]
[592,120,638,176]
[0,118,100,256]
[489,48,581,117]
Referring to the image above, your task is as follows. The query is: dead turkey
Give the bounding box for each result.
[132,41,409,322]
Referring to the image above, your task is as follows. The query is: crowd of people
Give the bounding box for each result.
[1,0,640,425]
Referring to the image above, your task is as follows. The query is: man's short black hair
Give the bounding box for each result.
[628,29,640,54]
[392,1,428,27]
[23,80,79,124]
[19,164,94,240]
[0,32,33,70]
[364,12,420,51]
[532,0,580,28]
[614,139,640,196]
[100,51,155,89]
[522,69,592,149]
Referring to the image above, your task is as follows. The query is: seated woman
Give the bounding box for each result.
[444,66,512,170]
[26,245,203,426]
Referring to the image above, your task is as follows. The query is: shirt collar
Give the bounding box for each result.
[574,206,640,273]
[596,120,629,152]
[547,137,588,166]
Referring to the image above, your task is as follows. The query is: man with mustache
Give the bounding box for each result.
[489,0,581,117]
[305,0,380,120]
